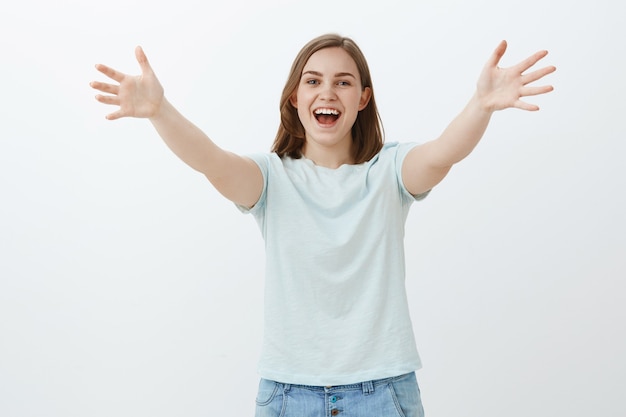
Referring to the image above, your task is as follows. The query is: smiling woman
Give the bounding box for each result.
[290,47,373,168]
[2,0,625,416]
[271,34,384,165]
[89,30,556,417]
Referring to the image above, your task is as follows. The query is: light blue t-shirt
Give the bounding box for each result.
[240,141,428,386]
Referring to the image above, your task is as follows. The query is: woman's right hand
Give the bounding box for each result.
[90,46,164,120]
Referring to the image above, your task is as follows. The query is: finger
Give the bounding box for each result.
[485,40,508,69]
[522,65,556,85]
[94,63,127,83]
[94,93,120,106]
[105,110,126,121]
[89,80,120,95]
[515,50,549,74]
[514,99,540,112]
[135,46,153,75]
[520,84,554,97]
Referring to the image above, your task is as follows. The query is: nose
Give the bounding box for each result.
[319,83,337,101]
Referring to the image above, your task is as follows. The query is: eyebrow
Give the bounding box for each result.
[302,70,357,79]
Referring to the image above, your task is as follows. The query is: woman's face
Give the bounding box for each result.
[290,47,371,164]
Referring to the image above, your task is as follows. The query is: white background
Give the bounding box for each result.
[1,0,624,416]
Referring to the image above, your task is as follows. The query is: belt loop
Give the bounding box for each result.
[284,383,292,393]
[362,380,374,395]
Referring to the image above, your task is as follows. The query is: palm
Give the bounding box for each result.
[477,40,555,112]
[91,46,164,120]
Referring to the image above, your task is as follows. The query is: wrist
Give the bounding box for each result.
[471,91,497,114]
[149,97,170,122]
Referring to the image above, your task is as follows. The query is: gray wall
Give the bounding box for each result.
[1,0,623,416]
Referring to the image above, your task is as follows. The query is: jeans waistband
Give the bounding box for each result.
[280,372,412,394]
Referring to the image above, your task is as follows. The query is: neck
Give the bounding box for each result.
[301,131,356,168]
[302,142,354,169]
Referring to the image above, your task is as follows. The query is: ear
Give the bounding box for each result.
[289,92,298,108]
[358,87,372,111]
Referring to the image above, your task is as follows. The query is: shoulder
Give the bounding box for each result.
[382,141,419,158]
[243,152,285,175]
[370,141,420,169]
[245,151,278,166]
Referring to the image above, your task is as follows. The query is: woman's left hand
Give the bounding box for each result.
[476,40,556,112]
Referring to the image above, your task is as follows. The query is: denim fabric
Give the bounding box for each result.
[255,372,424,417]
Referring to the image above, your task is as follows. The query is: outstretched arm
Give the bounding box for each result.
[402,40,556,196]
[90,46,263,208]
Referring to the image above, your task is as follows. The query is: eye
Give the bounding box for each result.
[337,80,351,86]
[306,79,319,85]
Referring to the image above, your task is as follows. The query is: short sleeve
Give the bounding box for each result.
[235,152,270,215]
[394,142,431,202]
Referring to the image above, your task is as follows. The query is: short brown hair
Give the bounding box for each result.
[271,34,384,164]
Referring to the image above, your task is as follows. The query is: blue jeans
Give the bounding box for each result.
[255,372,424,417]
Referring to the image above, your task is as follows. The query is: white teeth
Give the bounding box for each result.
[314,108,340,115]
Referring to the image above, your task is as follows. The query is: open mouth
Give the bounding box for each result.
[314,108,341,126]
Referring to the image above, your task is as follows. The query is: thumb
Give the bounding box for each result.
[485,40,507,69]
[134,45,153,75]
